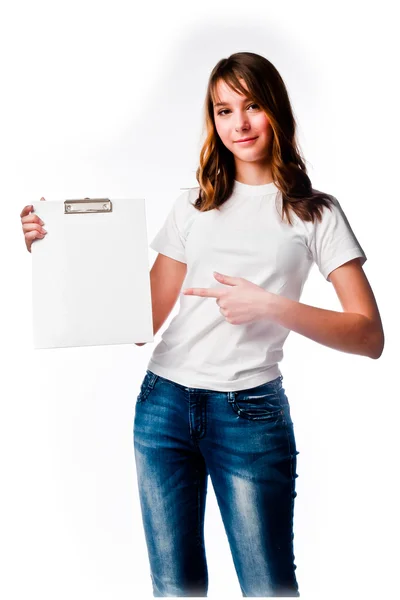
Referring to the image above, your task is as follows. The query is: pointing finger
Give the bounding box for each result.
[183,288,221,298]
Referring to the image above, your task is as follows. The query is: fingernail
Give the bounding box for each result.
[42,229,47,234]
[40,220,44,225]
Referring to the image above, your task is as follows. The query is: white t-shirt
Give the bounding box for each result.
[147,180,367,391]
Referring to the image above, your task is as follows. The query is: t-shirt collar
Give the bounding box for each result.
[232,179,279,196]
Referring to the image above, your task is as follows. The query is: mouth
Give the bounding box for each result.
[234,136,258,144]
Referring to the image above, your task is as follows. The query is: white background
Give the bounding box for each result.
[0,1,398,598]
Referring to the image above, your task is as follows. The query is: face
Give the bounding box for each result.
[213,78,273,167]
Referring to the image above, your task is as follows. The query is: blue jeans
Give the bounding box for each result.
[133,370,300,597]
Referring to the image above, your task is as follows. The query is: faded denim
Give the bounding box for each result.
[133,370,300,597]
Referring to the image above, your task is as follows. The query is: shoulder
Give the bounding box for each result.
[178,186,200,203]
[293,190,345,233]
[168,187,200,236]
[173,186,200,215]
[173,185,199,204]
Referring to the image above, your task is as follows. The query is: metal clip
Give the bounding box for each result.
[64,198,112,214]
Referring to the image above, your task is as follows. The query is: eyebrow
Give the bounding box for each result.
[213,96,253,108]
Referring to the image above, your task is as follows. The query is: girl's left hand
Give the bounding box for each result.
[182,271,277,325]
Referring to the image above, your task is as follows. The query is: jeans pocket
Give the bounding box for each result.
[137,370,155,404]
[230,378,284,421]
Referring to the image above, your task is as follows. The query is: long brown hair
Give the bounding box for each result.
[194,51,334,225]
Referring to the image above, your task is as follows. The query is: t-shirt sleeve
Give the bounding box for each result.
[308,195,367,281]
[149,189,193,264]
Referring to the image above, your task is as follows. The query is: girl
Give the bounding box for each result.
[21,52,384,597]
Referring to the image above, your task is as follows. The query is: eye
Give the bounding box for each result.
[217,103,259,116]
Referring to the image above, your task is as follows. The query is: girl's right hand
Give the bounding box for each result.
[20,197,47,253]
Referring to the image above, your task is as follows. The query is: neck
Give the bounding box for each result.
[234,161,273,185]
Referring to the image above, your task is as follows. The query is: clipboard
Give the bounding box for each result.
[31,197,154,349]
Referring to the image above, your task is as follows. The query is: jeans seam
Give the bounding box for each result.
[195,470,208,588]
[281,409,299,582]
[138,372,159,403]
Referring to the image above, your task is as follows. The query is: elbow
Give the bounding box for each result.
[367,331,385,360]
[369,345,384,359]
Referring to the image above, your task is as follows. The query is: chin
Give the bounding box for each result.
[234,150,263,159]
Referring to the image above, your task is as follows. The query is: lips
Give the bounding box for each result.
[234,136,258,143]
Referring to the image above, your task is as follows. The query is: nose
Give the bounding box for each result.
[235,111,250,132]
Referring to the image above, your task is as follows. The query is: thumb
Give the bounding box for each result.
[213,271,242,286]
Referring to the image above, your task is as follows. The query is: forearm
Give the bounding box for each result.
[268,294,382,359]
